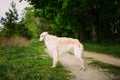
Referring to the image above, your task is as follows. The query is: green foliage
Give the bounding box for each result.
[0,1,18,37]
[23,7,53,38]
[0,40,70,80]
[0,1,33,40]
[23,0,120,43]
[17,20,33,40]
[23,7,38,38]
[38,18,53,34]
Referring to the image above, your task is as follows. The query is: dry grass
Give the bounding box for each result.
[0,36,29,47]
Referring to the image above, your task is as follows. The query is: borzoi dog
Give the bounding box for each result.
[39,32,85,70]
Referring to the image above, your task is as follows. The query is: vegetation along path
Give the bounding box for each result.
[59,51,120,80]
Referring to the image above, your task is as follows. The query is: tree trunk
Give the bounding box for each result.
[92,23,98,43]
[79,26,85,41]
[92,4,98,43]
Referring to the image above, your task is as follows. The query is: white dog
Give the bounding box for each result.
[39,32,85,70]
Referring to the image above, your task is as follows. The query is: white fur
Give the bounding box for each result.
[39,32,85,70]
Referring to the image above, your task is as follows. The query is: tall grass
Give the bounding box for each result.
[83,42,120,58]
[0,36,29,47]
[0,40,70,80]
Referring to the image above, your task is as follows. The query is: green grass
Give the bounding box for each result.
[0,40,70,80]
[83,42,120,58]
[89,60,120,79]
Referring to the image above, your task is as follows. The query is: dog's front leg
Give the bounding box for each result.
[51,51,58,68]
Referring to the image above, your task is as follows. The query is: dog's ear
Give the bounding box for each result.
[43,32,49,37]
[45,32,48,35]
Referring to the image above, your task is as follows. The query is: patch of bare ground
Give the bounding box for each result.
[59,51,120,80]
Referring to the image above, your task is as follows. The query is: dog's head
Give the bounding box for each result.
[39,32,48,41]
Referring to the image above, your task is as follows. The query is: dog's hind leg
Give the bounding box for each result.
[73,46,86,70]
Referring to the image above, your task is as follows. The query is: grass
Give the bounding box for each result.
[89,60,120,80]
[0,40,70,80]
[83,42,120,58]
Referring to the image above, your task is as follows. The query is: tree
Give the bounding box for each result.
[22,7,53,38]
[23,7,39,38]
[23,0,120,43]
[0,1,34,39]
[0,1,19,37]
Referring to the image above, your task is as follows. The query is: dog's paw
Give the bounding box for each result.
[51,65,56,68]
[80,67,86,71]
[82,68,86,71]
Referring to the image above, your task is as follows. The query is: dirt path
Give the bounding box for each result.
[84,51,120,67]
[59,51,120,80]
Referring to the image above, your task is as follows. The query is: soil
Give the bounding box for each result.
[58,51,120,80]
